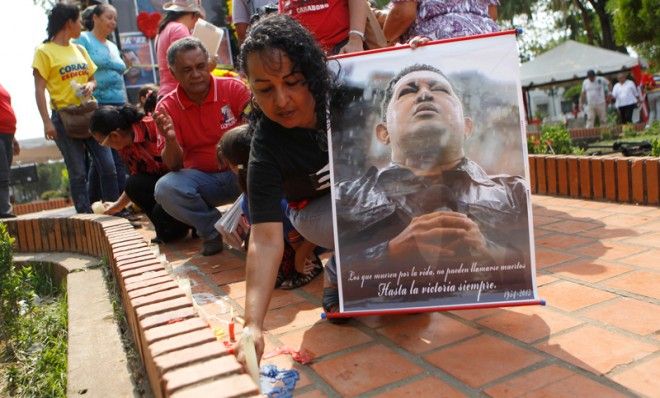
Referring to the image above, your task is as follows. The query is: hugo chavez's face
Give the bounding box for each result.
[377,70,471,168]
[246,49,317,130]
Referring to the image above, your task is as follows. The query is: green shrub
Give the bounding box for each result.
[6,295,67,397]
[527,135,542,154]
[0,223,12,279]
[59,169,69,194]
[0,223,35,339]
[572,146,586,155]
[540,124,574,154]
[601,129,613,141]
[562,84,582,102]
[644,121,660,137]
[40,190,67,201]
[622,123,637,137]
[0,223,67,397]
[652,139,660,157]
[607,111,619,127]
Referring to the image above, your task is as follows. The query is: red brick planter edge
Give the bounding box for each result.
[3,214,259,398]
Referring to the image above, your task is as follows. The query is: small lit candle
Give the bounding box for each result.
[229,307,236,342]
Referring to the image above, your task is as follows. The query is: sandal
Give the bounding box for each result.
[275,243,296,288]
[280,258,323,290]
[322,286,350,324]
[275,269,286,288]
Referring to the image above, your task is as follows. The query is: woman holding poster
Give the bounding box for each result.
[383,0,499,44]
[235,14,343,365]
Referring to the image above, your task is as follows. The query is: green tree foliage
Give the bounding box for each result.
[562,84,583,102]
[500,0,627,60]
[59,168,69,194]
[32,0,55,10]
[498,0,536,21]
[609,0,660,68]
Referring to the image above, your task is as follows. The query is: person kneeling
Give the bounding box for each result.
[90,102,190,242]
[217,125,324,289]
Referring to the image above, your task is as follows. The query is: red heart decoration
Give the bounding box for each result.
[137,11,161,40]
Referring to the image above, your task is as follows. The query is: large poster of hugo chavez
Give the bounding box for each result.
[328,32,538,314]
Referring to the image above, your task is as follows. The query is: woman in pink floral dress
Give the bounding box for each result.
[383,0,499,44]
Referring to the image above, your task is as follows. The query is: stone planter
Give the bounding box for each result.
[528,154,660,205]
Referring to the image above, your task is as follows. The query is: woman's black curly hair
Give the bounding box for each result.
[238,14,333,132]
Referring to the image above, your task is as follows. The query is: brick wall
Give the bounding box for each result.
[13,198,72,216]
[528,155,660,205]
[3,214,259,398]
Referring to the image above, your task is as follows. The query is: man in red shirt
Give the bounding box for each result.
[0,83,20,218]
[154,38,250,255]
[280,0,366,54]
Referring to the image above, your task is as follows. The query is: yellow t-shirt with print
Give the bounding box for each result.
[32,41,98,110]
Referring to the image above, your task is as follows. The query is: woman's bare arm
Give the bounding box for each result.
[236,222,284,366]
[383,1,418,44]
[33,70,56,139]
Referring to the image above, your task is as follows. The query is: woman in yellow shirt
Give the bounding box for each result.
[33,2,120,213]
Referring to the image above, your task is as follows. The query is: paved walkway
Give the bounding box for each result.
[136,195,660,397]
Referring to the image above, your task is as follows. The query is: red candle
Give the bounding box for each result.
[229,321,236,342]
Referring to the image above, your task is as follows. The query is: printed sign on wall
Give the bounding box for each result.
[119,32,158,88]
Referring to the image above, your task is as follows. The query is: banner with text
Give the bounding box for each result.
[329,32,538,314]
[119,32,158,88]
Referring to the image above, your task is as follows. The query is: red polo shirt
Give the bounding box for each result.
[156,75,250,172]
[0,84,17,134]
[279,0,349,53]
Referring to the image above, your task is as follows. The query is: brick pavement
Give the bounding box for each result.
[137,195,660,397]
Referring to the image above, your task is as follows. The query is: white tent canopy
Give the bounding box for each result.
[520,40,640,88]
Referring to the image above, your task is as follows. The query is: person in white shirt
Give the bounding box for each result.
[579,70,610,128]
[611,72,641,124]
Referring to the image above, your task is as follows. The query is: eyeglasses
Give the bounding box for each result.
[93,132,112,147]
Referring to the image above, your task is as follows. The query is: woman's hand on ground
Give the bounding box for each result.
[234,324,265,370]
[103,201,124,215]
